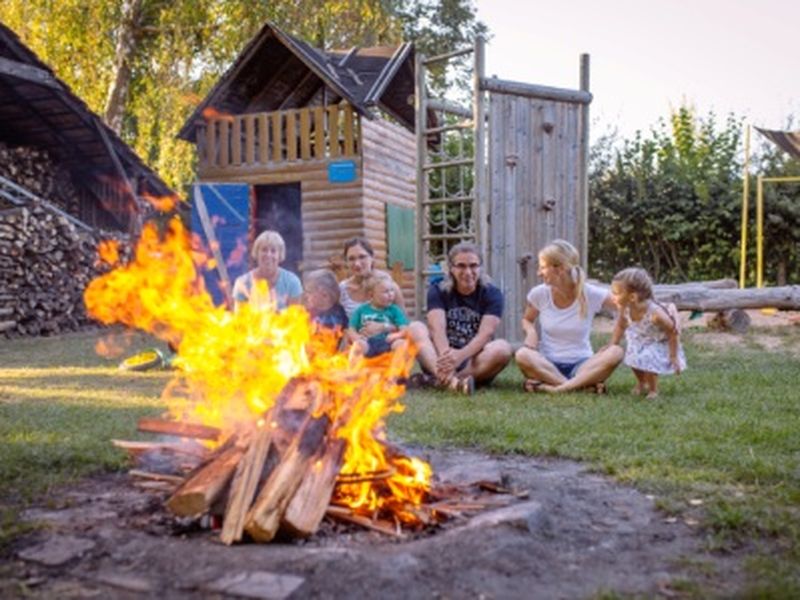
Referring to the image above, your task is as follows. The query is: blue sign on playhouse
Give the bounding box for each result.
[328,160,357,183]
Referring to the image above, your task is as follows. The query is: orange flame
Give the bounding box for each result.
[84,217,431,520]
[202,106,235,122]
[97,240,120,267]
[143,191,180,212]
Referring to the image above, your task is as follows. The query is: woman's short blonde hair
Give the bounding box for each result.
[251,230,286,262]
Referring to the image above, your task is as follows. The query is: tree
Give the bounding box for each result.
[3,1,485,192]
[588,107,745,283]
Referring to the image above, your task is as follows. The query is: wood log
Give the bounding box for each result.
[244,414,330,542]
[111,439,207,458]
[591,279,800,312]
[166,439,245,517]
[655,286,800,312]
[281,437,346,538]
[220,424,274,545]
[137,417,221,441]
[325,505,401,537]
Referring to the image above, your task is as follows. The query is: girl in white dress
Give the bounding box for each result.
[610,267,686,399]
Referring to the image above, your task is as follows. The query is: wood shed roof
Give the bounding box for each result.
[178,22,420,142]
[0,23,173,230]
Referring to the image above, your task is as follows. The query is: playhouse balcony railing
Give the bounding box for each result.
[196,102,361,172]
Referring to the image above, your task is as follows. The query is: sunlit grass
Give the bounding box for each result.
[393,328,800,593]
[1,325,799,594]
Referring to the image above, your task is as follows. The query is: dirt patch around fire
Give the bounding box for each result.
[3,447,743,599]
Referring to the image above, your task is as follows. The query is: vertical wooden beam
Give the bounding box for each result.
[327,104,340,158]
[271,111,282,162]
[414,51,427,320]
[219,120,230,167]
[756,175,764,288]
[245,115,255,165]
[258,113,269,164]
[196,126,207,169]
[286,110,297,161]
[299,108,311,160]
[231,117,242,165]
[578,53,591,271]
[343,104,355,156]
[314,107,325,158]
[473,36,486,258]
[739,124,751,288]
[206,120,216,168]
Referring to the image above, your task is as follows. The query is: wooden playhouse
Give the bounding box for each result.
[178,22,421,309]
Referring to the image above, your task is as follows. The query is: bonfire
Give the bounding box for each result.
[84,211,443,544]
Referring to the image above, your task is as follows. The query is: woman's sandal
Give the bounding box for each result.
[581,382,607,394]
[522,379,543,393]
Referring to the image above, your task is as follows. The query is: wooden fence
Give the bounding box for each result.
[197,102,361,170]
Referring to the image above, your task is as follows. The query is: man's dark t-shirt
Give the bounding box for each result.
[426,282,504,349]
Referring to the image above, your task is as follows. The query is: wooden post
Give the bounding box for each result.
[245,115,255,164]
[314,107,325,158]
[299,108,311,160]
[258,113,269,164]
[578,53,591,271]
[414,50,427,320]
[739,124,750,288]
[473,36,486,259]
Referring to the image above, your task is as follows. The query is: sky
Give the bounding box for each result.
[473,0,798,140]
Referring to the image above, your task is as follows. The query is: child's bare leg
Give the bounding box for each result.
[631,368,647,395]
[645,372,659,399]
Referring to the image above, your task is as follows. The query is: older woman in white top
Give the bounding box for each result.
[515,239,623,393]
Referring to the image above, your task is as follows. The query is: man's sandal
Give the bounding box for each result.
[448,375,475,395]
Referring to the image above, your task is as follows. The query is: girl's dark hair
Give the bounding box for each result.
[343,237,374,258]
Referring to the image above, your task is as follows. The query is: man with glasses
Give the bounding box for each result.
[412,242,512,394]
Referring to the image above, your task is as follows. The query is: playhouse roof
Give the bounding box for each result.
[0,23,173,229]
[178,22,418,142]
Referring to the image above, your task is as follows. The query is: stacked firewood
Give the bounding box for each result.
[0,142,81,216]
[0,202,128,337]
[119,377,525,544]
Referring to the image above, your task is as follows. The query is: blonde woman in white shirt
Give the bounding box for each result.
[515,239,623,393]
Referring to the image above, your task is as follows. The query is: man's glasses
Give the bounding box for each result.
[453,262,480,271]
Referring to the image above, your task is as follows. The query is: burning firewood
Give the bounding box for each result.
[137,417,221,441]
[244,414,330,542]
[281,437,346,538]
[166,436,244,516]
[220,423,274,545]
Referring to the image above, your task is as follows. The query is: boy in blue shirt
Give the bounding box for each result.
[348,272,408,358]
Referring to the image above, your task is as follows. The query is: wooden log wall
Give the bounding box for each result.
[198,159,365,276]
[196,115,418,315]
[0,202,129,338]
[361,118,417,314]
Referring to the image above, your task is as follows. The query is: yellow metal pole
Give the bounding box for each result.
[739,125,750,288]
[756,175,764,288]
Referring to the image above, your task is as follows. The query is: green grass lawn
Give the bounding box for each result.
[1,325,799,594]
